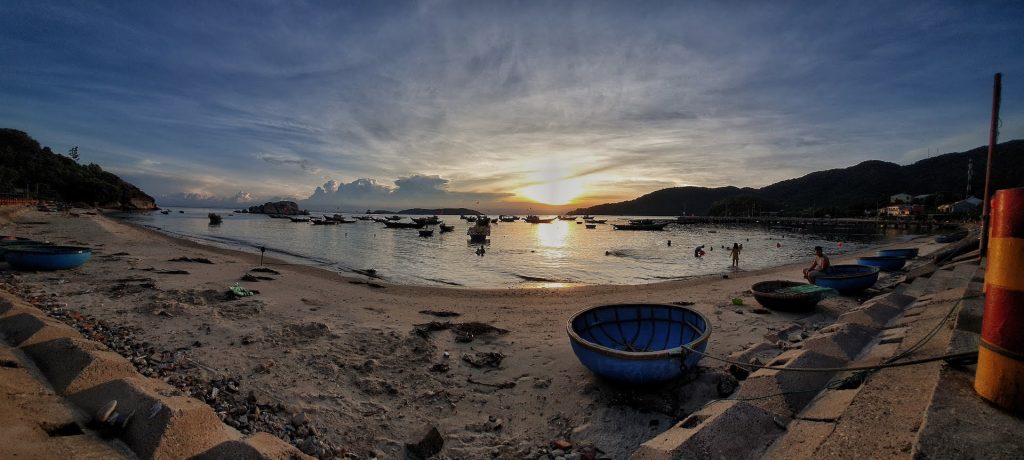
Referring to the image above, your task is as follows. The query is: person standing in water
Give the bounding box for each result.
[803,246,831,283]
[730,243,741,267]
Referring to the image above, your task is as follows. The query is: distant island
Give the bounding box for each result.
[247,201,308,215]
[570,140,1024,217]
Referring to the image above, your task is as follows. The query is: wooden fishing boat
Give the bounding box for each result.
[498,215,517,222]
[467,220,491,242]
[208,213,223,225]
[525,215,555,223]
[418,229,434,237]
[585,224,597,229]
[856,256,907,271]
[585,219,607,224]
[383,221,425,229]
[386,215,403,221]
[311,219,338,225]
[567,303,711,384]
[288,216,310,223]
[439,224,454,233]
[5,245,92,271]
[558,215,577,221]
[813,264,880,294]
[160,210,171,214]
[612,220,668,231]
[751,280,831,312]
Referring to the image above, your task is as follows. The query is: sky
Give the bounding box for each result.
[1,1,1022,213]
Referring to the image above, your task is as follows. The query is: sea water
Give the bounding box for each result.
[119,210,908,288]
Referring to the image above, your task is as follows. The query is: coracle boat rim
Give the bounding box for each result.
[5,245,91,255]
[565,303,712,361]
[815,264,880,280]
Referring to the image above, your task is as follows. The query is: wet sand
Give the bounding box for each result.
[0,208,939,458]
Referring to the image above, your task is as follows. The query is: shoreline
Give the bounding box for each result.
[1,207,944,458]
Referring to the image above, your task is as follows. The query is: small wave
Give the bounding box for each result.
[514,274,575,283]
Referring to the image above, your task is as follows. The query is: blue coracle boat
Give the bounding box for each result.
[877,248,919,259]
[567,303,711,384]
[5,246,92,270]
[813,264,880,294]
[856,256,907,272]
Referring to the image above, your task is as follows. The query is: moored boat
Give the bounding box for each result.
[208,213,223,225]
[612,220,668,231]
[566,303,711,384]
[813,264,880,294]
[439,224,454,233]
[418,229,434,237]
[383,221,425,229]
[467,219,491,242]
[525,215,555,223]
[856,256,907,272]
[558,215,577,221]
[288,216,311,223]
[585,224,597,229]
[5,245,92,271]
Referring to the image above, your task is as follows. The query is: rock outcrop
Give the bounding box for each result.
[247,201,305,215]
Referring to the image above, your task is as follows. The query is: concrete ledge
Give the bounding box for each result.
[735,349,845,417]
[193,432,311,460]
[874,292,916,310]
[22,337,137,395]
[836,301,902,329]
[630,400,785,460]
[802,323,877,360]
[761,419,836,460]
[799,389,859,422]
[70,377,230,460]
[0,312,80,347]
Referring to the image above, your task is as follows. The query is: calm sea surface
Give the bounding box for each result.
[119,209,910,288]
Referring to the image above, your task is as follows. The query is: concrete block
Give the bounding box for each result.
[736,349,845,417]
[194,432,311,460]
[21,337,136,395]
[0,363,52,395]
[729,342,782,365]
[858,341,901,365]
[631,400,785,460]
[904,262,938,282]
[802,323,877,360]
[799,389,859,422]
[947,329,979,355]
[874,292,916,310]
[761,419,836,460]
[0,312,79,347]
[878,326,908,345]
[955,296,984,333]
[70,377,229,460]
[836,301,902,329]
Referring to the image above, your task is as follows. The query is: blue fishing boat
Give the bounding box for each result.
[751,280,832,312]
[813,264,880,294]
[877,248,919,258]
[5,246,92,271]
[566,303,711,384]
[856,256,907,272]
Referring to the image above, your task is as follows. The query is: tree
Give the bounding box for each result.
[68,146,80,162]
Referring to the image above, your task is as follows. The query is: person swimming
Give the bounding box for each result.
[694,245,705,258]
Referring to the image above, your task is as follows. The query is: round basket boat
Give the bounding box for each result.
[813,264,880,294]
[877,248,919,259]
[751,280,824,312]
[566,303,711,384]
[0,240,50,257]
[5,246,91,271]
[856,256,907,272]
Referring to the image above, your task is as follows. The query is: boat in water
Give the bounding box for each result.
[288,216,310,223]
[584,219,607,224]
[498,215,517,222]
[612,220,668,231]
[384,221,426,229]
[439,224,454,233]
[418,229,434,237]
[208,213,223,225]
[566,303,710,384]
[412,216,441,225]
[467,219,491,242]
[525,215,555,224]
[585,224,597,229]
[386,215,403,221]
[558,215,577,221]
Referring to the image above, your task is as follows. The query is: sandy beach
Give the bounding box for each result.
[0,207,941,459]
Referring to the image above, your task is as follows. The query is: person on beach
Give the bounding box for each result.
[803,246,831,283]
[730,243,741,267]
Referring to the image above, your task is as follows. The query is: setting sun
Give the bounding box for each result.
[518,178,586,205]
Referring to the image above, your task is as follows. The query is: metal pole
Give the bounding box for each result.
[980,73,1002,258]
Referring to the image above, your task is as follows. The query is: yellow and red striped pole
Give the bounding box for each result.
[976,187,1024,411]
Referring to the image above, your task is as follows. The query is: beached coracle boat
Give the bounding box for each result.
[877,248,919,259]
[0,240,50,257]
[935,231,968,243]
[566,303,711,384]
[612,220,668,231]
[856,256,907,272]
[813,264,880,294]
[5,246,92,270]
[208,213,223,225]
[751,280,833,311]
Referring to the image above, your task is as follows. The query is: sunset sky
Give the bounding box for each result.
[1,1,1022,212]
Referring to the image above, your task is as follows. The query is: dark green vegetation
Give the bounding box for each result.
[0,129,155,209]
[571,140,1024,217]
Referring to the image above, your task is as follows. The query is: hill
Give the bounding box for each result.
[0,129,156,209]
[570,140,1024,216]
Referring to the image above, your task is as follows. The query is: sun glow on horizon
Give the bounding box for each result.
[515,159,590,205]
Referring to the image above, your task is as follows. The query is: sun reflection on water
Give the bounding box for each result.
[535,220,570,249]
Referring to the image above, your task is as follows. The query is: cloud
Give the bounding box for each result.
[257,153,320,173]
[302,174,512,211]
[158,190,260,208]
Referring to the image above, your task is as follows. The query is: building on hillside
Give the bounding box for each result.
[913,194,932,202]
[884,204,924,217]
[939,197,981,214]
[890,193,912,203]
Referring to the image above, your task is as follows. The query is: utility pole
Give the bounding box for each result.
[979,73,1002,258]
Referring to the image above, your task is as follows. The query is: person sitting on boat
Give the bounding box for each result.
[803,246,831,283]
